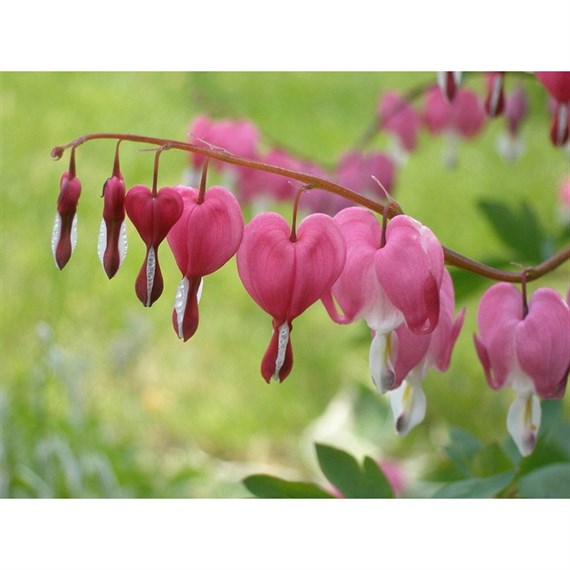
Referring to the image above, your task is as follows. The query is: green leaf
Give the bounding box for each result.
[315,443,364,498]
[478,200,544,263]
[470,443,515,478]
[434,471,515,498]
[518,463,570,498]
[360,457,394,498]
[445,428,484,477]
[243,475,333,499]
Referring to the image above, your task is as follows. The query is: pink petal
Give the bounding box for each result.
[475,283,522,389]
[98,175,127,279]
[52,172,81,269]
[375,215,444,334]
[167,185,244,277]
[535,72,570,103]
[516,288,570,399]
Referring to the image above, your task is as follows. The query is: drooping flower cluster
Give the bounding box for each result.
[49,70,570,454]
[320,207,462,432]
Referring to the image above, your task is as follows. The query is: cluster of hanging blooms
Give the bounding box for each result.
[50,71,570,455]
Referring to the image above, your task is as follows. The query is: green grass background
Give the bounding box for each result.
[1,72,568,497]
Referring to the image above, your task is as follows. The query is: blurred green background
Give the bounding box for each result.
[1,72,568,498]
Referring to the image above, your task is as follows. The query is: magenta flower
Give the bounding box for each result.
[378,91,421,160]
[474,283,570,456]
[437,71,462,102]
[166,185,244,341]
[389,269,465,435]
[423,86,486,167]
[497,86,529,161]
[124,185,183,307]
[484,72,506,118]
[237,212,346,382]
[535,72,570,146]
[321,207,444,393]
[98,174,127,279]
[51,171,82,270]
[323,151,397,215]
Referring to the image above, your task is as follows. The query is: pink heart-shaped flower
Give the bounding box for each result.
[125,185,183,307]
[166,185,244,341]
[237,212,346,382]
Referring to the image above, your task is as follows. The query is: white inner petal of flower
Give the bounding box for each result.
[118,220,128,265]
[390,380,427,436]
[272,322,290,382]
[145,246,156,307]
[369,331,396,393]
[507,392,541,457]
[174,277,190,339]
[51,212,62,267]
[97,219,107,266]
[70,213,78,251]
[489,74,503,114]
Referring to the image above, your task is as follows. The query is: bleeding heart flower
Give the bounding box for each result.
[378,91,421,161]
[51,171,82,270]
[237,212,346,382]
[166,185,244,341]
[474,283,570,456]
[98,175,127,279]
[388,269,465,435]
[535,72,570,146]
[497,85,529,161]
[321,207,444,393]
[125,185,183,307]
[437,72,462,102]
[484,72,506,118]
[423,86,486,168]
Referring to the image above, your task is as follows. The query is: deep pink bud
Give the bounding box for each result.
[375,215,444,335]
[535,72,570,103]
[474,283,570,455]
[166,185,244,341]
[437,71,462,102]
[98,175,127,279]
[52,171,82,269]
[237,212,346,382]
[535,72,570,146]
[125,185,183,307]
[484,72,506,118]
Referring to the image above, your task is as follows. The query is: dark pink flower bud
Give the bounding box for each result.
[474,283,570,455]
[166,185,244,341]
[437,71,462,102]
[484,72,506,118]
[51,171,82,269]
[98,175,127,279]
[125,185,183,307]
[535,72,570,146]
[237,212,346,382]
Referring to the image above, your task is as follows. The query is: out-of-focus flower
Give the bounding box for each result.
[535,72,570,146]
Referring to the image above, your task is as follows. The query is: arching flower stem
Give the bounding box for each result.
[52,133,570,284]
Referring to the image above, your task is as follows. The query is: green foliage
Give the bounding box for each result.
[244,443,393,499]
[243,476,333,499]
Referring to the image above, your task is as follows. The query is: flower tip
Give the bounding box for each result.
[51,146,64,160]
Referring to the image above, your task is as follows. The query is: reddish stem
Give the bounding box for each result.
[51,132,570,284]
[197,159,209,205]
